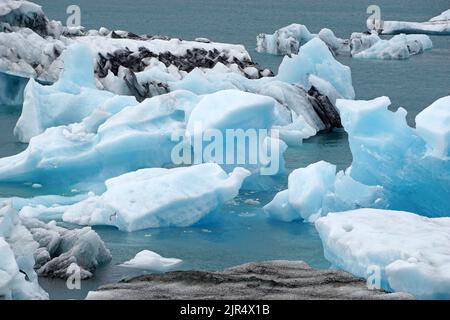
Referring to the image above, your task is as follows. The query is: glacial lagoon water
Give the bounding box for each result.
[0,0,449,299]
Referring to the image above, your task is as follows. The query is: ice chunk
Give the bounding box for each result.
[14,44,138,142]
[337,96,450,217]
[352,34,432,60]
[0,90,195,187]
[0,204,48,300]
[21,218,112,279]
[24,164,250,232]
[415,96,450,159]
[119,250,182,271]
[264,161,386,222]
[277,38,355,100]
[256,24,314,55]
[370,9,450,35]
[315,209,450,299]
[317,28,350,56]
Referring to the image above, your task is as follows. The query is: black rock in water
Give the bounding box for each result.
[86,260,413,300]
[307,86,342,131]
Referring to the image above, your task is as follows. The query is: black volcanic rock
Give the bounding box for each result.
[86,260,413,300]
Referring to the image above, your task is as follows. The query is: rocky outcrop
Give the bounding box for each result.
[86,260,413,300]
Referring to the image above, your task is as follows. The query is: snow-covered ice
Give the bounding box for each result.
[315,209,450,299]
[20,164,250,232]
[264,161,386,222]
[119,250,182,271]
[370,9,450,35]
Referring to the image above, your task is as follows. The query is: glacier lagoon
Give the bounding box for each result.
[0,0,449,299]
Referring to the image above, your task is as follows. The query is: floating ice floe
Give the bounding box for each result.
[369,9,450,35]
[264,161,386,222]
[352,34,432,60]
[315,209,450,299]
[20,164,250,232]
[265,95,450,221]
[256,23,433,60]
[256,23,315,55]
[119,250,182,271]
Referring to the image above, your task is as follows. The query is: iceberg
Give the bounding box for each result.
[352,34,432,60]
[266,95,450,221]
[1,1,351,135]
[264,161,386,222]
[256,24,315,55]
[370,9,450,35]
[256,24,433,60]
[0,39,352,189]
[0,0,269,85]
[14,44,138,142]
[20,164,250,232]
[119,250,182,271]
[337,96,450,217]
[277,38,354,100]
[22,217,112,279]
[0,203,48,300]
[0,89,197,187]
[315,209,450,299]
[1,203,110,282]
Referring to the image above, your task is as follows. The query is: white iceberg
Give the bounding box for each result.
[370,9,450,35]
[315,209,450,299]
[264,161,386,222]
[119,250,182,271]
[0,203,48,300]
[277,38,354,100]
[256,23,315,55]
[352,34,432,60]
[21,164,250,232]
